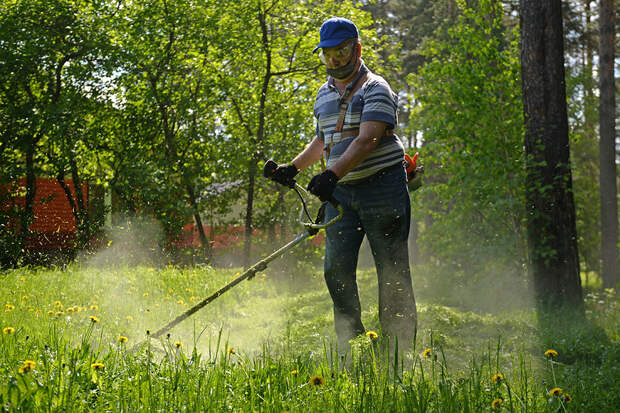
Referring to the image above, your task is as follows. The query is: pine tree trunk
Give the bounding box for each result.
[520,0,583,310]
[598,0,619,288]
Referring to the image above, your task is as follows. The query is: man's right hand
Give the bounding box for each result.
[264,162,298,188]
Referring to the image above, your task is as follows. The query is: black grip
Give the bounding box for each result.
[263,159,278,178]
[326,195,339,208]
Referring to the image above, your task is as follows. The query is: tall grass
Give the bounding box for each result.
[1,265,618,411]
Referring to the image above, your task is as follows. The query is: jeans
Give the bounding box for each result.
[323,165,417,352]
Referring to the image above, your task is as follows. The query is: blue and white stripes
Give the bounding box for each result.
[313,63,405,183]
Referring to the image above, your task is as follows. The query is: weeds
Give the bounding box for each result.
[0,265,618,411]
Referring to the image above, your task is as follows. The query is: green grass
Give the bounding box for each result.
[0,264,618,411]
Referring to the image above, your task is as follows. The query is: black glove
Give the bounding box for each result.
[307,169,339,202]
[265,162,298,188]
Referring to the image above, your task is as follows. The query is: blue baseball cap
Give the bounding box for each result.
[313,17,359,53]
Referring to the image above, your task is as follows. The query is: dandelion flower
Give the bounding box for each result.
[66,307,74,313]
[126,316,133,322]
[309,375,325,387]
[544,349,558,359]
[174,341,183,348]
[89,315,100,323]
[5,304,15,311]
[549,387,563,397]
[491,398,503,409]
[55,301,63,309]
[22,296,28,301]
[47,310,54,316]
[227,347,235,355]
[118,336,128,343]
[143,292,149,297]
[3,327,15,335]
[366,331,378,340]
[91,362,104,370]
[90,305,99,310]
[291,370,298,375]
[492,373,504,384]
[562,393,572,403]
[422,348,432,359]
[19,360,36,373]
[146,329,151,335]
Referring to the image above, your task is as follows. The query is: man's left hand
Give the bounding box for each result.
[307,169,339,202]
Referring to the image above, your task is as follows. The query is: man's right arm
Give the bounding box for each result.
[291,136,324,171]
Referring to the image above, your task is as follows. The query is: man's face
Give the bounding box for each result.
[319,39,355,69]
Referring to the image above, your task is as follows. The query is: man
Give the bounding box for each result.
[266,17,417,354]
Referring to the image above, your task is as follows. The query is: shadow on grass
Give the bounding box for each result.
[536,304,620,412]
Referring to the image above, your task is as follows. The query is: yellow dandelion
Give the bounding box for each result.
[169,289,174,294]
[143,292,149,297]
[19,360,36,373]
[366,330,378,340]
[5,304,15,311]
[291,369,299,375]
[491,398,503,409]
[118,336,128,343]
[549,387,563,397]
[309,375,325,387]
[492,373,504,384]
[90,362,104,370]
[89,315,100,323]
[47,310,55,316]
[126,316,133,322]
[177,300,184,305]
[90,305,99,310]
[3,327,15,335]
[55,311,63,316]
[544,349,558,359]
[22,296,28,301]
[422,348,432,359]
[227,347,235,355]
[146,329,151,335]
[66,307,74,313]
[74,306,81,313]
[174,341,183,348]
[55,301,63,309]
[562,393,572,403]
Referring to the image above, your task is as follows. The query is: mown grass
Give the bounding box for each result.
[1,264,618,411]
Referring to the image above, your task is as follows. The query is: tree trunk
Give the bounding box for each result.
[599,0,620,288]
[519,0,583,310]
[186,183,211,261]
[243,158,258,268]
[598,0,619,288]
[69,157,90,249]
[20,144,37,252]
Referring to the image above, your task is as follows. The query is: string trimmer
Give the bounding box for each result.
[141,161,343,345]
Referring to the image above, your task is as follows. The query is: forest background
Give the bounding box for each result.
[0,0,618,305]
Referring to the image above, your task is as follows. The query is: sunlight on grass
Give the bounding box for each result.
[0,265,617,411]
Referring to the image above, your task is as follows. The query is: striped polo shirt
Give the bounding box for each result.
[314,62,404,183]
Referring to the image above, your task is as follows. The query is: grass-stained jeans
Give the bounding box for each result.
[323,165,417,353]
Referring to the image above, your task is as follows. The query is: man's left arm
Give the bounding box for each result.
[328,120,388,179]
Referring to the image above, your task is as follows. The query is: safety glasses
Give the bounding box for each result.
[318,40,355,65]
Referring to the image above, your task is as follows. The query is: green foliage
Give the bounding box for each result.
[408,0,526,283]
